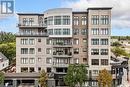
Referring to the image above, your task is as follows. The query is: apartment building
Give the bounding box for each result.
[16,8,112,87]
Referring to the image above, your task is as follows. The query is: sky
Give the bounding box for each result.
[0,0,130,36]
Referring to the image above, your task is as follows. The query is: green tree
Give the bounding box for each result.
[38,69,48,87]
[97,69,112,87]
[64,64,88,87]
[0,42,16,64]
[111,47,128,58]
[111,42,121,47]
[0,72,5,84]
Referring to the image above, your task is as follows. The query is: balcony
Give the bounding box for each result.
[53,52,72,58]
[53,43,72,48]
[16,32,48,37]
[53,63,69,67]
[17,24,47,28]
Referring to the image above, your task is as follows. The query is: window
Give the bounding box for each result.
[91,28,99,35]
[101,15,109,25]
[82,16,87,25]
[83,48,87,52]
[48,29,53,35]
[93,70,99,74]
[28,18,34,26]
[101,39,108,45]
[46,58,52,64]
[73,38,79,45]
[73,48,79,54]
[73,29,79,35]
[47,16,53,25]
[38,48,41,52]
[38,39,41,42]
[91,15,99,25]
[47,67,51,73]
[54,29,61,35]
[21,48,28,54]
[81,29,87,35]
[46,48,52,54]
[29,48,35,54]
[101,59,108,65]
[91,59,99,65]
[29,39,34,45]
[74,58,79,64]
[101,49,108,55]
[29,67,34,72]
[21,39,28,45]
[63,28,70,35]
[38,58,41,62]
[29,58,35,64]
[73,16,79,25]
[91,49,99,55]
[91,39,99,45]
[38,67,41,72]
[46,39,52,45]
[54,16,61,25]
[83,58,87,62]
[21,67,28,72]
[101,28,109,35]
[83,39,87,44]
[21,58,28,64]
[23,18,28,26]
[63,16,70,25]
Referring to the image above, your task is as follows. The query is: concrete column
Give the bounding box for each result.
[34,79,39,87]
[47,78,55,87]
[13,79,17,87]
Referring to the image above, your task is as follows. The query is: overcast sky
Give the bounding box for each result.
[0,0,130,36]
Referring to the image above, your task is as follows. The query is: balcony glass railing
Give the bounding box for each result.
[17,23,47,27]
[16,32,48,36]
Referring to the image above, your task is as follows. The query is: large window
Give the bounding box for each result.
[54,16,61,25]
[47,16,53,25]
[63,28,70,35]
[101,59,108,65]
[91,28,99,35]
[73,16,79,25]
[91,15,99,25]
[23,18,28,26]
[21,39,28,45]
[46,39,52,45]
[21,48,28,54]
[29,39,34,45]
[73,48,79,54]
[63,16,70,25]
[83,39,87,44]
[29,48,35,54]
[91,49,99,55]
[29,58,35,64]
[46,58,52,64]
[101,28,109,35]
[21,58,28,64]
[54,29,62,35]
[73,29,79,35]
[91,59,99,65]
[81,29,87,35]
[73,38,79,45]
[91,39,99,45]
[81,16,87,25]
[101,39,108,45]
[48,29,53,35]
[28,18,34,26]
[101,49,108,55]
[101,15,109,25]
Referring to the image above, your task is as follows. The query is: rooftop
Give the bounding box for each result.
[0,52,8,61]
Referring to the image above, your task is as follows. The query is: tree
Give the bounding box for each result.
[0,72,5,84]
[64,64,88,87]
[111,42,121,47]
[0,42,16,64]
[97,69,112,87]
[38,69,48,87]
[111,47,128,58]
